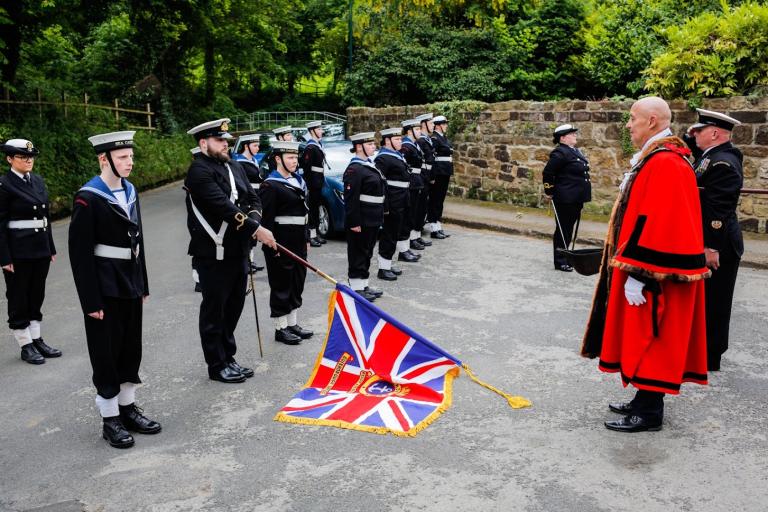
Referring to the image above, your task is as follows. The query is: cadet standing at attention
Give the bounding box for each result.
[69,131,160,449]
[0,139,60,364]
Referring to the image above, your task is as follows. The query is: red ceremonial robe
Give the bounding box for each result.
[583,137,710,395]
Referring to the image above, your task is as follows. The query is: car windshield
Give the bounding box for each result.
[323,141,353,177]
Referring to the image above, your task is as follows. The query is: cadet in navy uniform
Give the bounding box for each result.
[542,124,592,272]
[375,127,410,281]
[0,139,60,364]
[301,121,327,247]
[69,131,160,449]
[397,120,423,263]
[232,133,265,274]
[414,113,435,249]
[184,119,276,384]
[272,126,294,142]
[344,132,386,301]
[258,141,314,345]
[428,115,454,239]
[685,109,744,371]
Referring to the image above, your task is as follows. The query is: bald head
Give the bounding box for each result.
[626,96,672,149]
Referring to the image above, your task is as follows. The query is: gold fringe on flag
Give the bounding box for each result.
[461,363,532,409]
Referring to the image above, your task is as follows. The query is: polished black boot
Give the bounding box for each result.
[103,417,135,448]
[377,269,398,281]
[229,360,254,378]
[275,328,302,345]
[355,289,378,302]
[604,415,662,432]
[416,237,432,247]
[608,402,635,415]
[410,239,425,251]
[20,343,45,365]
[398,251,420,263]
[288,325,314,339]
[390,265,403,276]
[119,404,162,434]
[309,237,323,247]
[32,338,62,358]
[365,286,383,297]
[209,365,246,383]
[430,230,447,239]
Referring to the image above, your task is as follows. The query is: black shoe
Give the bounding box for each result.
[377,269,398,281]
[397,251,419,263]
[275,328,302,345]
[309,237,323,247]
[249,262,264,274]
[608,402,634,415]
[365,286,383,297]
[102,417,135,448]
[288,324,314,339]
[430,231,447,239]
[408,250,421,260]
[356,289,378,302]
[410,240,425,251]
[556,264,574,272]
[20,343,45,365]
[390,265,403,276]
[209,365,246,383]
[438,230,450,238]
[416,237,432,247]
[119,403,162,434]
[317,236,327,244]
[194,282,203,293]
[604,415,662,433]
[32,338,61,358]
[229,361,254,378]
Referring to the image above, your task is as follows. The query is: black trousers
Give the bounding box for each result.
[194,256,248,372]
[378,208,405,260]
[4,258,50,331]
[427,175,451,224]
[264,248,307,318]
[84,297,143,399]
[552,201,583,267]
[630,389,664,423]
[347,227,379,280]
[407,189,424,234]
[307,187,322,231]
[705,252,741,370]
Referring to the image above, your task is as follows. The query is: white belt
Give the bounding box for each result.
[8,219,48,229]
[423,164,433,170]
[387,180,409,188]
[251,183,260,190]
[360,194,384,204]
[275,215,308,225]
[435,156,453,162]
[95,244,135,260]
[310,166,324,173]
[189,164,238,260]
[409,168,421,174]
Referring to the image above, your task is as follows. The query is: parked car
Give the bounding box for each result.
[318,141,352,238]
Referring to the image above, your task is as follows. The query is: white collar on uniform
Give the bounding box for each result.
[10,169,28,180]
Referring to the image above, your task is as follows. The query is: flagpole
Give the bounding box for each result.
[275,242,338,285]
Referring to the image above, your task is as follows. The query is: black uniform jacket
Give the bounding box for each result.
[431,131,454,177]
[184,154,262,260]
[542,144,592,204]
[301,140,326,191]
[0,170,56,265]
[258,172,310,256]
[694,141,744,257]
[233,156,264,189]
[374,149,410,210]
[400,138,424,190]
[416,135,435,182]
[69,177,149,315]
[343,158,386,229]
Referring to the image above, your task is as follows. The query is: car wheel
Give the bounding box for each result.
[318,203,333,239]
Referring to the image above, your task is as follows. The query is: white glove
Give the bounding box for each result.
[624,276,647,306]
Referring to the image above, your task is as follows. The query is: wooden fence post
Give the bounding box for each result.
[114,98,120,125]
[146,103,152,130]
[37,88,42,121]
[84,93,89,118]
[63,92,68,118]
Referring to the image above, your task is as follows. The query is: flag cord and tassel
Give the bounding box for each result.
[461,363,532,409]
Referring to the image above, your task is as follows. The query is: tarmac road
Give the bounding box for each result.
[1,182,767,512]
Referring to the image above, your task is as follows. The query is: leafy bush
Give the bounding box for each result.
[645,2,768,97]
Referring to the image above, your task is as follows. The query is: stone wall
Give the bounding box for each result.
[347,97,768,233]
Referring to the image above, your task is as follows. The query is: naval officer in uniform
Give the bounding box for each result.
[0,139,61,364]
[69,131,160,448]
[184,119,276,384]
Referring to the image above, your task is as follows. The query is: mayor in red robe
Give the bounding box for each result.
[582,97,710,433]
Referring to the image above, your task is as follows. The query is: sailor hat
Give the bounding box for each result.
[88,131,136,153]
[187,119,233,140]
[691,109,742,131]
[380,127,402,138]
[1,138,40,157]
[271,141,301,154]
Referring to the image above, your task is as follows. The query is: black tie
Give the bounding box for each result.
[23,174,31,186]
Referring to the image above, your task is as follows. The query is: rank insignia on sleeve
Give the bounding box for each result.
[711,220,723,229]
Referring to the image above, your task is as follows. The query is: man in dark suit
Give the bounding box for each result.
[0,139,60,364]
[685,109,744,371]
[185,119,276,384]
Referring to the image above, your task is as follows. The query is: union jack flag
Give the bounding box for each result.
[274,284,462,436]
